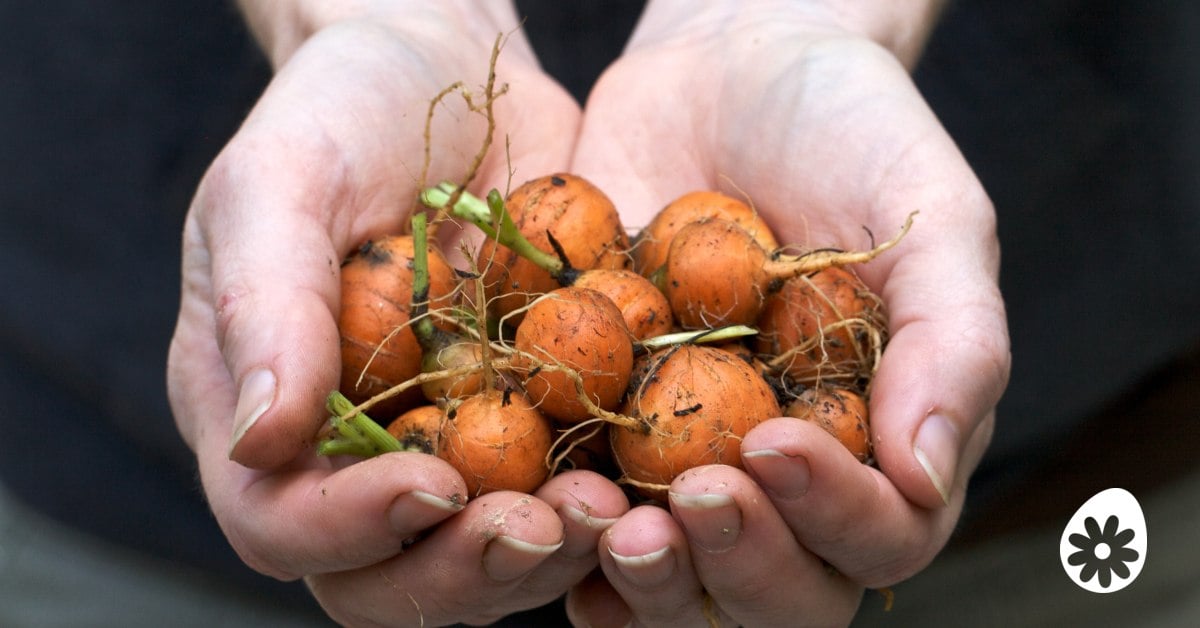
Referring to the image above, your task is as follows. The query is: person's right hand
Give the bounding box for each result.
[167,3,630,625]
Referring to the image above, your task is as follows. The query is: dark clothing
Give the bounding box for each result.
[914,0,1200,506]
[1,0,1196,622]
[0,0,314,608]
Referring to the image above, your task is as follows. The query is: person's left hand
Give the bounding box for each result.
[564,1,1010,625]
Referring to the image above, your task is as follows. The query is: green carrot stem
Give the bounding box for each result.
[637,325,760,352]
[421,182,495,238]
[316,434,375,458]
[408,211,441,351]
[316,391,403,457]
[421,182,565,277]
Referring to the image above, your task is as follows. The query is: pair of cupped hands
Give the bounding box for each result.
[167,2,1009,626]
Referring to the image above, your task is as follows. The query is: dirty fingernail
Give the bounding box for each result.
[389,491,465,534]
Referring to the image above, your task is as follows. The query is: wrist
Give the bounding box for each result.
[235,1,525,69]
[818,0,948,68]
[635,0,946,69]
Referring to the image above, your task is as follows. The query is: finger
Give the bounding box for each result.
[519,470,629,598]
[167,187,343,472]
[709,45,1011,509]
[742,416,965,587]
[307,490,566,627]
[201,31,466,468]
[195,144,348,469]
[199,31,584,469]
[566,569,634,628]
[669,464,864,627]
[597,504,729,628]
[867,223,1010,508]
[194,443,468,579]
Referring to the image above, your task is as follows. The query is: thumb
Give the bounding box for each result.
[201,146,347,470]
[867,218,1011,509]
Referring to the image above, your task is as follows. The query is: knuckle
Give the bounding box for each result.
[706,570,776,610]
[226,531,298,582]
[212,284,250,356]
[860,531,946,588]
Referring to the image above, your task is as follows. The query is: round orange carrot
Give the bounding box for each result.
[632,190,779,278]
[756,266,886,387]
[610,344,782,500]
[475,173,630,325]
[783,386,872,462]
[338,233,457,419]
[438,389,553,496]
[386,404,446,455]
[513,286,635,424]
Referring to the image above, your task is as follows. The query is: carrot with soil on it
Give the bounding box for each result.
[438,388,554,496]
[782,385,872,463]
[661,213,914,330]
[609,344,783,501]
[511,285,636,424]
[425,182,673,339]
[423,174,630,327]
[386,404,446,455]
[756,265,887,389]
[337,230,459,420]
[631,189,780,280]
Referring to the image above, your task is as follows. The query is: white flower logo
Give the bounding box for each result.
[1060,488,1147,593]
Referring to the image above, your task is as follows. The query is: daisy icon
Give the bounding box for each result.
[1060,487,1147,593]
[1066,515,1139,589]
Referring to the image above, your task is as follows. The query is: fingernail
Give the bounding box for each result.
[409,490,467,512]
[914,414,958,505]
[483,535,563,582]
[230,368,275,455]
[742,449,811,499]
[560,505,619,558]
[668,492,742,553]
[608,545,675,587]
[562,504,620,530]
[389,491,466,532]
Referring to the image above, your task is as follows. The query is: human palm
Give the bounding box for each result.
[169,3,1009,626]
[166,15,638,626]
[568,6,1009,626]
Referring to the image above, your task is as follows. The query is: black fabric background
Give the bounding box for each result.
[1,0,1196,622]
[913,1,1200,499]
[0,0,316,608]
